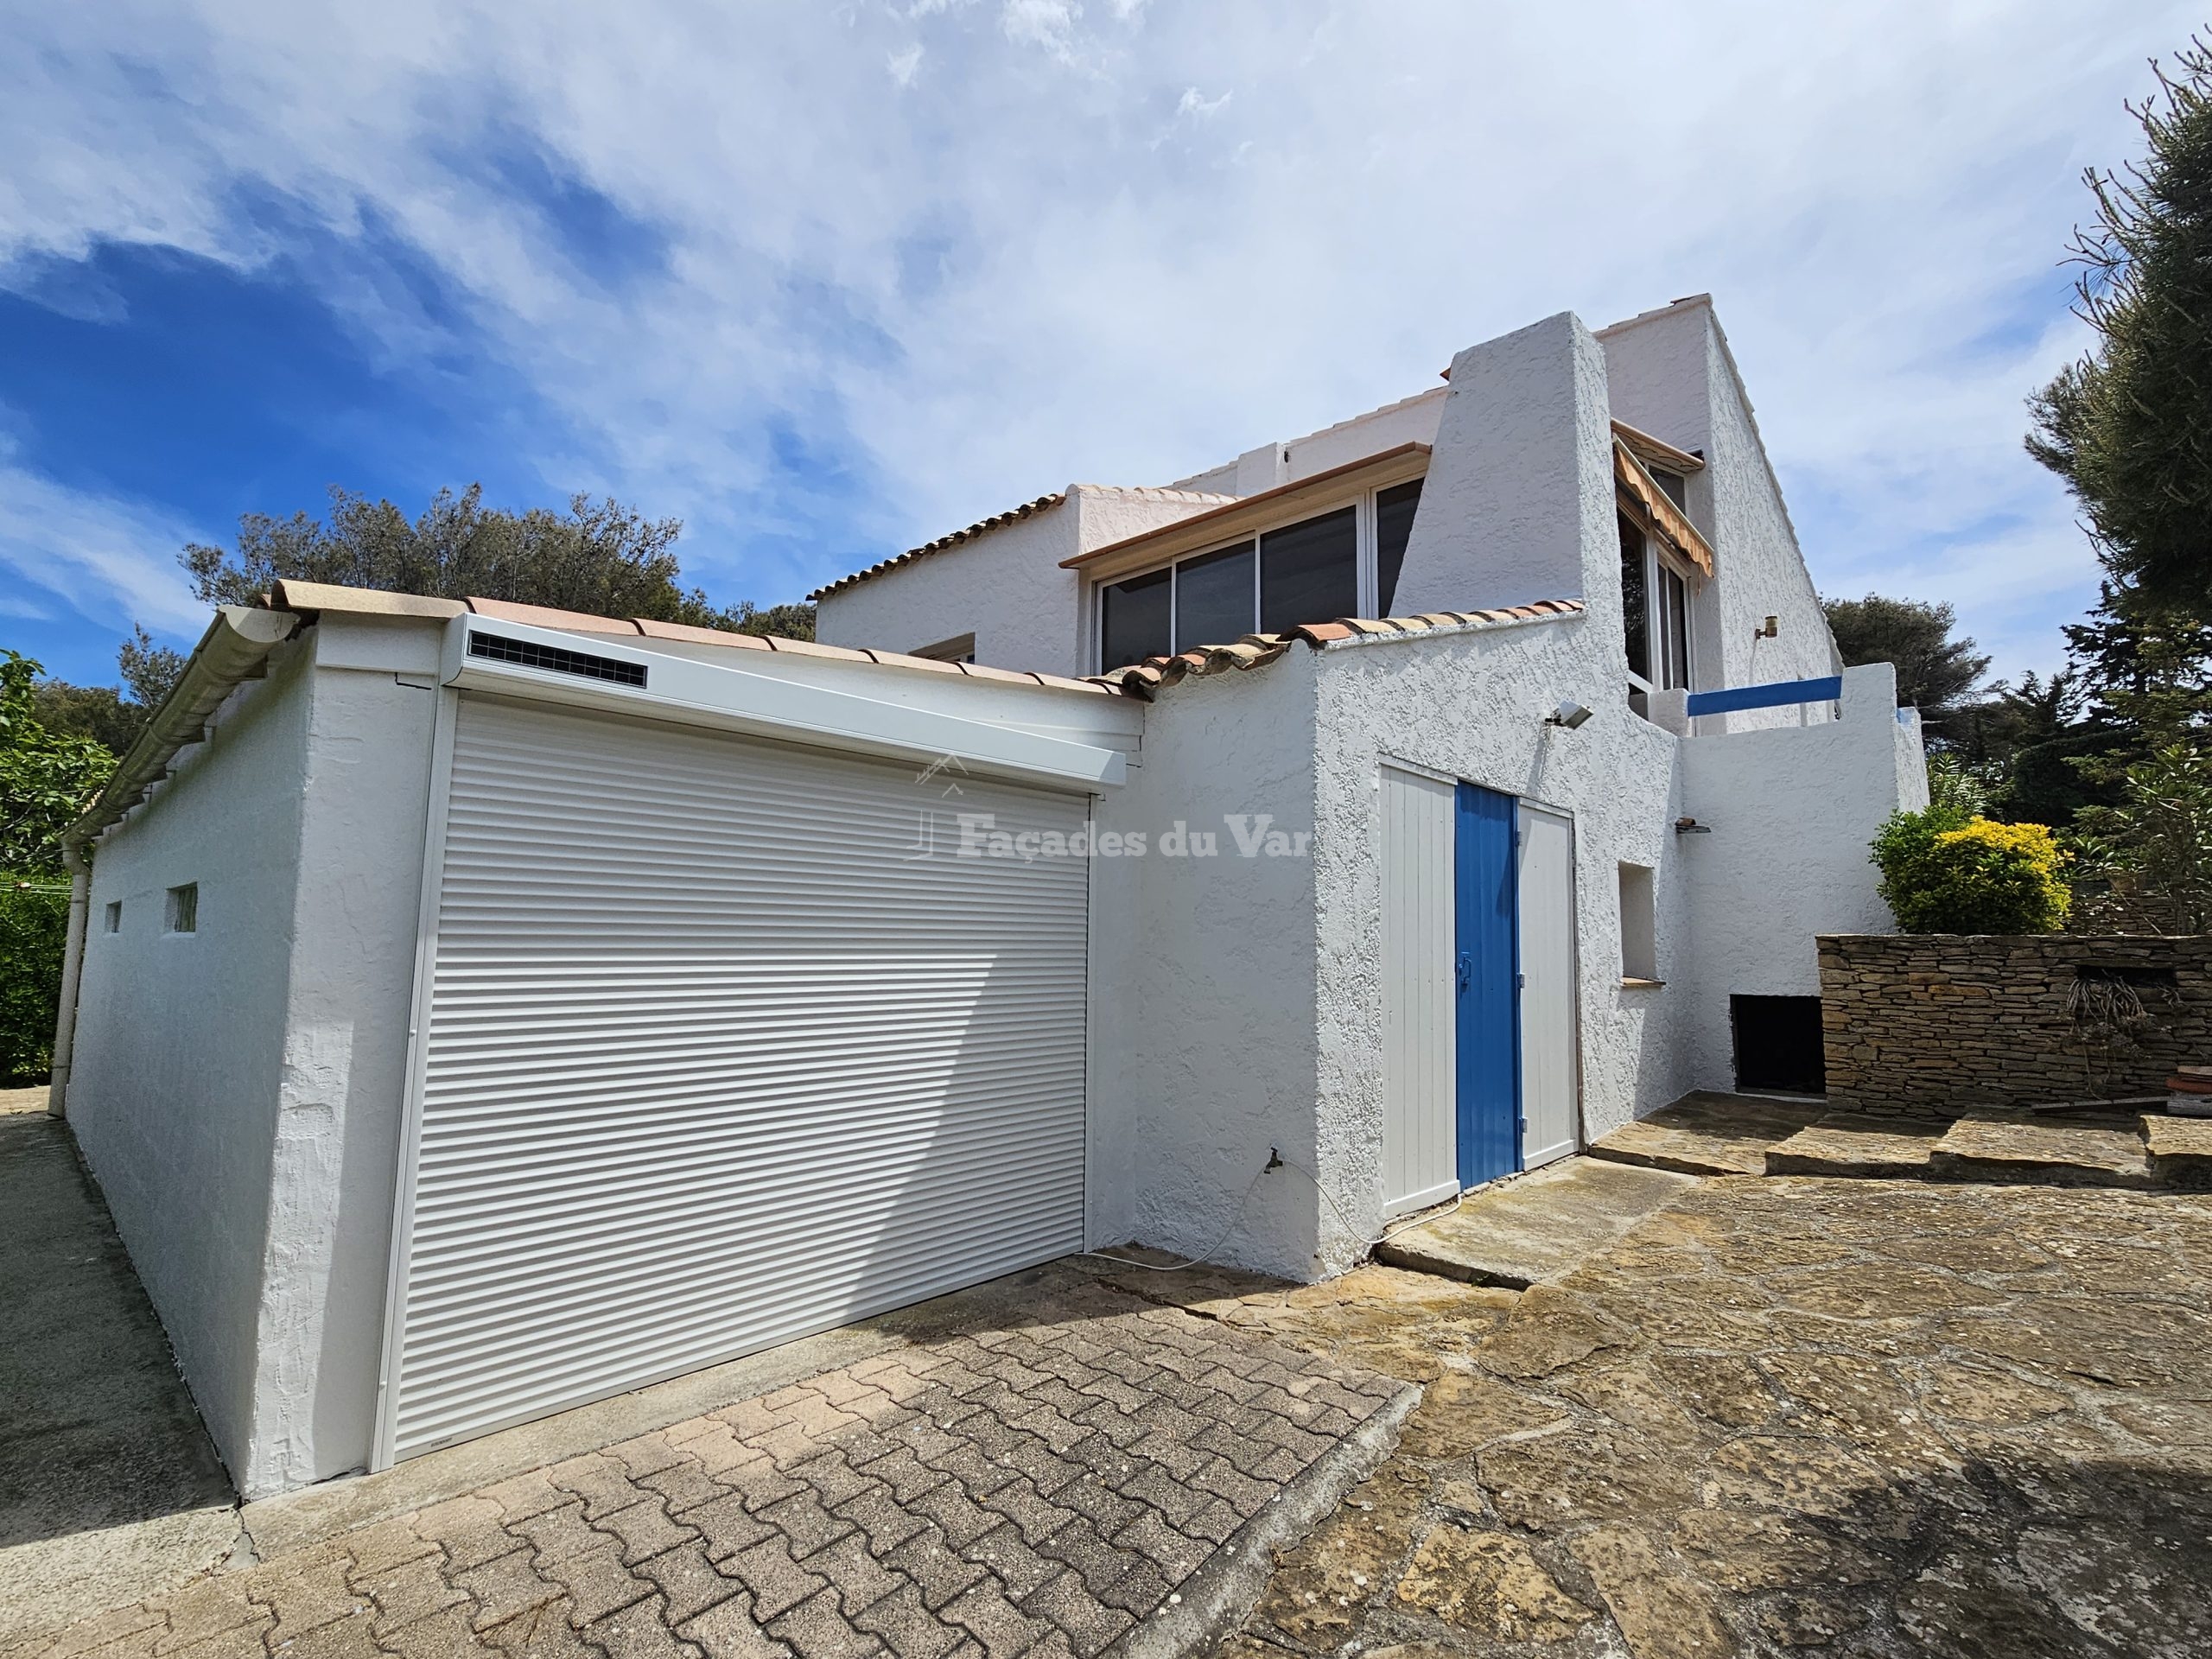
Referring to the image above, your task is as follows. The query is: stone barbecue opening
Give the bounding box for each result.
[1732,994,1826,1095]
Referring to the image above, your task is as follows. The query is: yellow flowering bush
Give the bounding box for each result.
[1871,807,2071,934]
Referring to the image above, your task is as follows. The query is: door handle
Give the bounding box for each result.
[1457,952,1472,990]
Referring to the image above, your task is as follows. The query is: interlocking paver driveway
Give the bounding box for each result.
[6,1274,1402,1659]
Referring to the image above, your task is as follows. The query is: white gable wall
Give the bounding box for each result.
[1599,301,1840,729]
[817,486,1231,677]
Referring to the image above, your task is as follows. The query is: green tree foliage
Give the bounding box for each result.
[1,652,115,1084]
[2028,39,2212,616]
[181,484,814,639]
[118,624,188,716]
[0,882,68,1083]
[1871,803,2071,934]
[31,680,142,757]
[1822,594,1990,743]
[2069,743,2212,933]
[2,652,115,873]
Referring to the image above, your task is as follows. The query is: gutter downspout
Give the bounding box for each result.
[45,605,301,1120]
[46,848,89,1119]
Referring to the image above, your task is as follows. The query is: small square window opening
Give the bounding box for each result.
[166,884,198,935]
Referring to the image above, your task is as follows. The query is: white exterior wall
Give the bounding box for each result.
[1311,620,1694,1263]
[1170,387,1447,496]
[69,616,442,1496]
[1389,313,1614,617]
[1086,657,1325,1281]
[1599,300,1840,729]
[817,500,1084,673]
[71,643,315,1486]
[249,618,441,1491]
[817,486,1229,677]
[1675,663,1924,1086]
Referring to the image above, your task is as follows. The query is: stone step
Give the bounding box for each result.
[1924,1113,2156,1189]
[2142,1113,2212,1189]
[1376,1157,1698,1289]
[1764,1112,1948,1178]
[1582,1090,1825,1178]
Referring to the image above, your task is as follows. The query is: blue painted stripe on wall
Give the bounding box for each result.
[1684,676,1843,717]
[1454,782,1520,1189]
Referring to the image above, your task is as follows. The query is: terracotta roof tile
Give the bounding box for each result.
[632,617,772,649]
[268,581,468,620]
[466,596,645,636]
[956,660,1044,685]
[860,647,967,675]
[1085,601,1586,699]
[808,493,1066,601]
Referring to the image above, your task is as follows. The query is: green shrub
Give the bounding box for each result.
[1872,807,2072,934]
[0,877,69,1084]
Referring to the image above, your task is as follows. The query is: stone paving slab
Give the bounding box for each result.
[1212,1177,2212,1659]
[1929,1111,2155,1187]
[3,1266,1412,1659]
[1764,1110,1949,1178]
[2142,1112,2212,1188]
[1586,1090,1825,1177]
[1372,1157,1697,1289]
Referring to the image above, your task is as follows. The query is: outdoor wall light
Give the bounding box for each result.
[1675,817,1713,835]
[1546,700,1595,730]
[1756,615,1780,639]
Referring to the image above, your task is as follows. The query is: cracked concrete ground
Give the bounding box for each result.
[1154,1177,2212,1659]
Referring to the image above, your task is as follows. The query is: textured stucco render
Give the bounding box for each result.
[1675,663,1919,1088]
[69,618,442,1497]
[69,642,314,1489]
[1087,653,1325,1281]
[817,486,1230,676]
[1599,300,1840,730]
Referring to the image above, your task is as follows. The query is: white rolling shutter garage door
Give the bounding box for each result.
[379,696,1091,1462]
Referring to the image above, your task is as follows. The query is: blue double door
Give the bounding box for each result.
[1454,784,1522,1187]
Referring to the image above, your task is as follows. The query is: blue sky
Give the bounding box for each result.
[1,1,2197,690]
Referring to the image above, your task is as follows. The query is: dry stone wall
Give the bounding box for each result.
[1818,933,2212,1115]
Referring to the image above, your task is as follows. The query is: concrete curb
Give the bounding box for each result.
[1112,1380,1422,1659]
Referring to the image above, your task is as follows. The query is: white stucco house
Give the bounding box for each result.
[48,296,1925,1498]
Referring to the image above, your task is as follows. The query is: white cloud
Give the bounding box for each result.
[0,0,2197,678]
[1175,86,1230,119]
[887,44,925,86]
[0,465,208,640]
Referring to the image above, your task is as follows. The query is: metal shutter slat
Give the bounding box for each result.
[381,696,1090,1462]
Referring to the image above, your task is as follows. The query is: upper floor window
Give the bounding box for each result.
[1620,515,1694,696]
[1096,480,1424,671]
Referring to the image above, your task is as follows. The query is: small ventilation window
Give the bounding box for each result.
[1618,862,1657,982]
[165,884,197,935]
[104,900,121,934]
[467,631,647,687]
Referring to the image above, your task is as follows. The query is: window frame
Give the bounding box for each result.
[165,883,198,936]
[1091,480,1413,671]
[1620,521,1701,699]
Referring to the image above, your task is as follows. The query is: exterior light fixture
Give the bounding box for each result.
[1545,700,1594,730]
[1675,817,1712,835]
[1756,615,1779,639]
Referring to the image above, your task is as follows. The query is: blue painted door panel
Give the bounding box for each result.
[1454,783,1521,1187]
